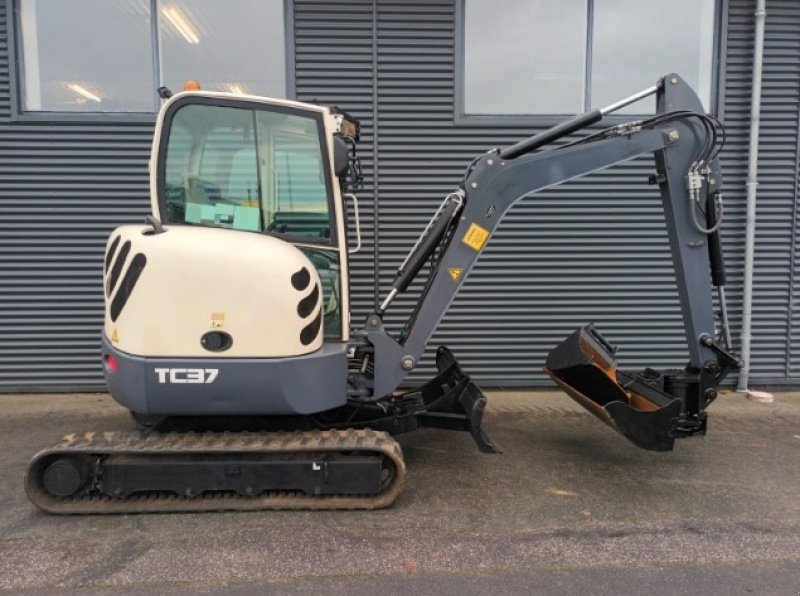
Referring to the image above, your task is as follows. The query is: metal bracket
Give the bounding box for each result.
[700,334,745,370]
[344,193,362,254]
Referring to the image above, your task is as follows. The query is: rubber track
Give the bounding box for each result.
[25,428,406,514]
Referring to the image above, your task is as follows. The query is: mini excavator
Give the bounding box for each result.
[26,74,742,513]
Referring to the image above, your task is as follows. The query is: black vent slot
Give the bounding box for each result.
[110,253,147,322]
[297,284,320,318]
[104,236,121,273]
[107,240,131,297]
[291,267,311,291]
[300,309,322,346]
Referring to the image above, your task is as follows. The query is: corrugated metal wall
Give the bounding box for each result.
[723,0,800,383]
[0,0,798,391]
[0,1,153,390]
[749,2,800,381]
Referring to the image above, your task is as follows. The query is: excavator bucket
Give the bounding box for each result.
[544,326,683,451]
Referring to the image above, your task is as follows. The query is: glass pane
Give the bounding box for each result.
[162,103,331,241]
[591,0,716,113]
[256,110,331,239]
[463,0,586,115]
[158,0,286,98]
[19,0,155,112]
[164,104,259,228]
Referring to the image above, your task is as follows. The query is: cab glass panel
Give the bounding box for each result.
[161,100,334,243]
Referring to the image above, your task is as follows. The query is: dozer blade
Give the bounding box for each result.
[544,325,682,451]
[407,346,501,454]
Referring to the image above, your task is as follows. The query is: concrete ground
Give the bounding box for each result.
[1,390,799,595]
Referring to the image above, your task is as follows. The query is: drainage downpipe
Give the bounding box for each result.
[737,0,767,392]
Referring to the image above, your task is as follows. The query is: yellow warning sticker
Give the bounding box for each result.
[462,222,490,251]
[211,312,225,328]
[448,267,463,281]
[111,328,119,343]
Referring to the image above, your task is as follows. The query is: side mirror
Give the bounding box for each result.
[333,137,349,178]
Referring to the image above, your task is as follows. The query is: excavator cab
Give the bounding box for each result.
[152,93,362,341]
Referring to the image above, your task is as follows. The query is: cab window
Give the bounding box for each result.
[162,102,332,242]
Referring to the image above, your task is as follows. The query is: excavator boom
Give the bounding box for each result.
[355,73,740,450]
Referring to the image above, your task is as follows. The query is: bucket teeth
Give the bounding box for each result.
[545,325,681,451]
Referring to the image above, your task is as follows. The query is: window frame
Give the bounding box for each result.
[7,0,296,122]
[454,0,727,126]
[155,94,339,247]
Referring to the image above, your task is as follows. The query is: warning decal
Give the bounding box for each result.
[448,267,462,281]
[462,222,490,251]
[111,328,119,343]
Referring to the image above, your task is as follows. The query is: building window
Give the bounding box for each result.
[157,0,286,101]
[17,0,287,113]
[461,0,716,117]
[19,0,155,112]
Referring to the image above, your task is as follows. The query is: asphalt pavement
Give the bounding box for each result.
[1,390,799,594]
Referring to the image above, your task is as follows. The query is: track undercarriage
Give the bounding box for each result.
[26,347,497,514]
[26,428,405,513]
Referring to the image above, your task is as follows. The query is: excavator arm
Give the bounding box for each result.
[354,73,741,451]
